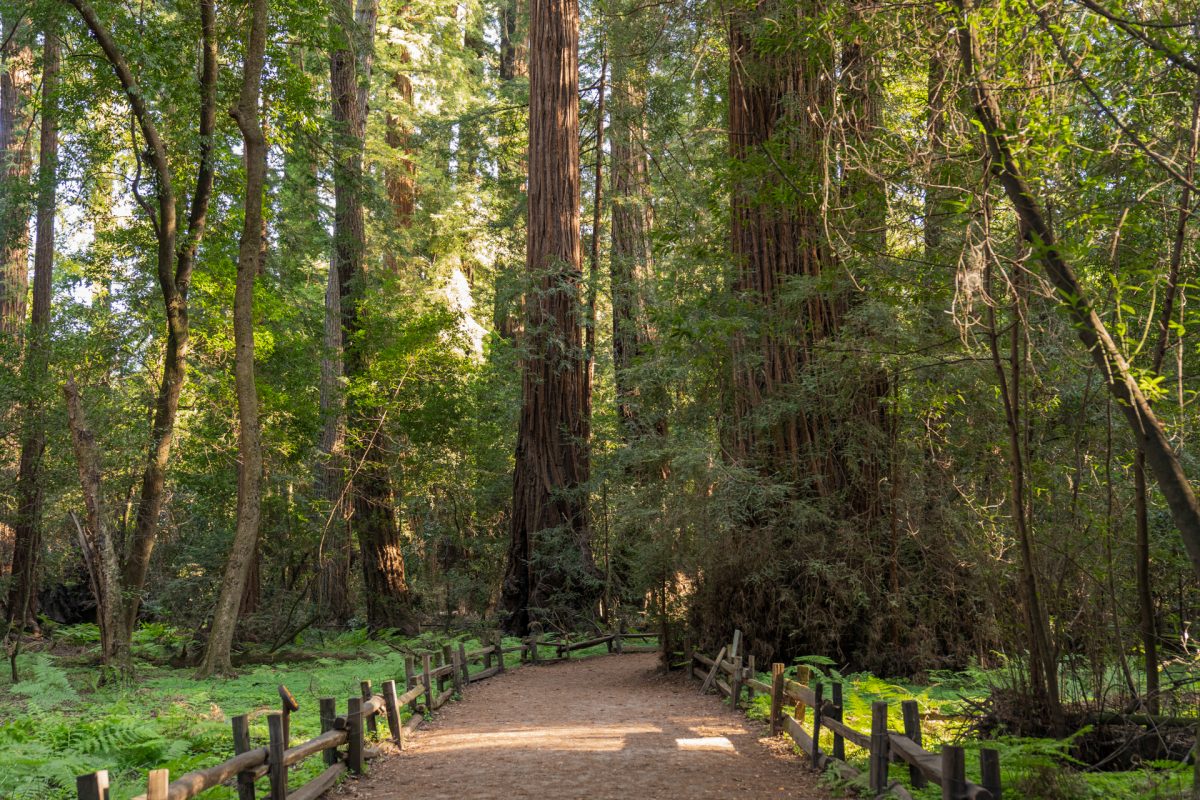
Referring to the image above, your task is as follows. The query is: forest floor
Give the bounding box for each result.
[346,652,826,800]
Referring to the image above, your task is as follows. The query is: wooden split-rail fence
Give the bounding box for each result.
[75,627,659,800]
[684,630,1003,800]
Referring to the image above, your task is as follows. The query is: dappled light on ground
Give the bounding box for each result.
[353,653,827,799]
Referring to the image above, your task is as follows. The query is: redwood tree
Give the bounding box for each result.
[501,0,595,633]
[0,15,31,344]
[330,0,415,632]
[5,22,57,631]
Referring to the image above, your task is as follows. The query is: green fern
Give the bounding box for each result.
[9,653,80,710]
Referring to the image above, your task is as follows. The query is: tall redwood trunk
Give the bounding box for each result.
[839,4,886,252]
[0,17,31,342]
[727,0,842,484]
[331,0,414,632]
[501,0,594,633]
[608,5,661,452]
[6,25,57,629]
[198,0,268,677]
[315,261,352,621]
[492,0,527,340]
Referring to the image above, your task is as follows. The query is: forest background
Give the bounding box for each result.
[1,0,1200,794]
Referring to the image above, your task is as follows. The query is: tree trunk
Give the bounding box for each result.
[1131,71,1200,714]
[331,0,414,632]
[65,0,218,657]
[63,379,130,670]
[984,233,1062,729]
[493,0,527,340]
[839,3,886,252]
[315,261,352,622]
[198,0,268,678]
[499,0,527,83]
[955,1,1200,582]
[501,0,594,633]
[726,0,850,491]
[608,0,665,460]
[6,24,57,631]
[584,51,604,428]
[0,16,31,343]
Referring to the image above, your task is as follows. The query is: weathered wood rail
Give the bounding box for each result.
[684,630,1003,800]
[75,627,657,800]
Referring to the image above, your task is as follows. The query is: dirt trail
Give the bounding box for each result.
[343,652,829,800]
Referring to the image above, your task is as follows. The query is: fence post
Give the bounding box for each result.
[830,683,845,761]
[684,635,694,678]
[441,644,453,690]
[729,629,741,660]
[459,642,470,685]
[277,685,298,748]
[232,713,256,800]
[745,655,756,702]
[422,653,434,711]
[980,748,1001,799]
[404,656,418,713]
[941,744,965,800]
[77,771,110,800]
[347,696,364,774]
[794,666,811,723]
[901,699,926,788]
[810,682,824,763]
[451,648,464,695]
[730,655,743,709]
[615,618,624,654]
[869,701,890,794]
[383,679,402,747]
[495,632,506,673]
[267,713,286,800]
[361,680,376,736]
[770,663,785,736]
[319,697,337,766]
[146,770,169,800]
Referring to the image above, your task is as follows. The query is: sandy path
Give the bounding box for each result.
[343,652,829,800]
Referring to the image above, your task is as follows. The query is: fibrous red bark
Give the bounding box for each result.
[502,0,595,633]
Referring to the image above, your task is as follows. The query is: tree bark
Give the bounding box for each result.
[501,0,594,633]
[727,0,865,495]
[198,0,268,678]
[493,0,528,340]
[0,15,31,342]
[63,379,129,670]
[6,24,57,631]
[331,0,414,632]
[608,0,664,458]
[315,261,352,622]
[955,0,1200,582]
[839,2,886,252]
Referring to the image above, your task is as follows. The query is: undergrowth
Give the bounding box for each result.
[0,624,540,800]
[742,658,1197,800]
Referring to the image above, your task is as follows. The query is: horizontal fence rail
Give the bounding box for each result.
[683,629,1003,800]
[76,626,659,800]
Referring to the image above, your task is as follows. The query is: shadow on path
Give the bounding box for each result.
[343,652,830,800]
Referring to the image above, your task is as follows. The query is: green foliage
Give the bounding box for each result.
[9,653,80,710]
